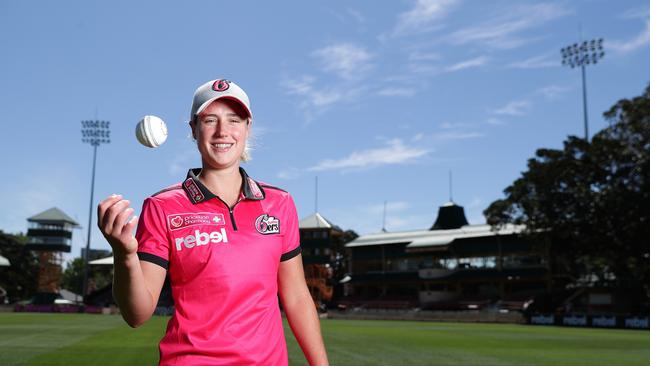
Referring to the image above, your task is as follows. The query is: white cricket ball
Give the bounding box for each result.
[136,115,168,148]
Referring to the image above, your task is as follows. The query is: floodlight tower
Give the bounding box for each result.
[81,120,110,301]
[561,38,605,141]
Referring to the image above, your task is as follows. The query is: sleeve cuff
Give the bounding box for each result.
[137,252,169,270]
[280,246,302,262]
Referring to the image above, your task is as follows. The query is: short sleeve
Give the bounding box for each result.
[280,194,302,262]
[135,197,170,270]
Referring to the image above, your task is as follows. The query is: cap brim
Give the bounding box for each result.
[195,96,252,120]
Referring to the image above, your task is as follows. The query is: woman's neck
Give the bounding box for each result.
[197,165,243,207]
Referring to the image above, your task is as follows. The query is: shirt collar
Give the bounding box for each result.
[182,167,266,204]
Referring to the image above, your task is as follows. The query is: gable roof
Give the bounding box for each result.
[299,212,341,231]
[27,207,79,226]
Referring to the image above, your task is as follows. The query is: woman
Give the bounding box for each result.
[98,79,329,365]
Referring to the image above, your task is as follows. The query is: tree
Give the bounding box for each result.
[484,83,650,296]
[62,257,112,295]
[0,231,39,302]
[61,257,85,294]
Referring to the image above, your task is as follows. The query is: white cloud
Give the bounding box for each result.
[309,90,345,107]
[493,100,530,116]
[283,75,361,113]
[444,56,488,72]
[391,0,459,37]
[447,3,571,49]
[536,84,572,100]
[408,62,441,74]
[608,20,650,53]
[431,131,483,140]
[377,87,417,97]
[0,165,81,236]
[169,148,199,176]
[409,51,441,61]
[283,75,315,96]
[621,5,650,20]
[328,206,433,234]
[507,54,557,69]
[440,121,473,129]
[468,197,483,209]
[312,43,373,79]
[486,117,505,126]
[277,167,301,180]
[346,8,366,23]
[308,138,429,172]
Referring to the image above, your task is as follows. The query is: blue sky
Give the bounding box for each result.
[1,0,649,264]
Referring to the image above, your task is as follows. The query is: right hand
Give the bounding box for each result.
[97,194,138,258]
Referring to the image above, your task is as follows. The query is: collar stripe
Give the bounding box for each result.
[182,168,265,204]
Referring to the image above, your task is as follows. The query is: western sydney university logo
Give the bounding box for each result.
[255,214,280,235]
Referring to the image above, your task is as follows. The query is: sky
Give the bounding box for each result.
[1,0,649,265]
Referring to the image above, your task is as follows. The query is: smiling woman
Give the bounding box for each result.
[97,79,329,366]
[191,98,250,173]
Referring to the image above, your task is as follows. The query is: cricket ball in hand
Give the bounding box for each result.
[136,115,168,148]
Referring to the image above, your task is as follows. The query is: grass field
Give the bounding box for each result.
[1,313,649,365]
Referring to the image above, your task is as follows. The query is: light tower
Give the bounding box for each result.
[561,38,605,141]
[81,119,110,301]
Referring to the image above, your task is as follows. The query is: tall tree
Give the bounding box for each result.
[62,257,112,295]
[0,231,39,302]
[61,257,85,294]
[484,84,650,297]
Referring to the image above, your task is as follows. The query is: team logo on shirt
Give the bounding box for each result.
[168,212,225,230]
[255,214,280,235]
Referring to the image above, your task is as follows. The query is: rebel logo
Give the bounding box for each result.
[212,79,230,92]
[174,229,228,251]
[167,212,225,231]
[255,214,280,235]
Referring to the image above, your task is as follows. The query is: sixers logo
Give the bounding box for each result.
[255,214,280,235]
[212,79,230,92]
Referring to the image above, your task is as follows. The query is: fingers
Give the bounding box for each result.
[123,215,139,236]
[97,194,135,237]
[114,206,135,234]
[102,199,131,234]
[97,194,122,228]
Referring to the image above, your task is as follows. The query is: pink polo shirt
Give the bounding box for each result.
[135,168,302,366]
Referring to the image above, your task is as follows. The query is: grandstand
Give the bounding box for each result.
[343,201,549,312]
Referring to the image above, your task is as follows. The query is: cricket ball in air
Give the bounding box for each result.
[136,115,168,148]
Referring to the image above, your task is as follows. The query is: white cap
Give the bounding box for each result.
[190,79,252,122]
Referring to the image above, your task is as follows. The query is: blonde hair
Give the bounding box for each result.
[241,124,254,162]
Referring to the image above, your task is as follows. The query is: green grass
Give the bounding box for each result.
[0,313,649,365]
